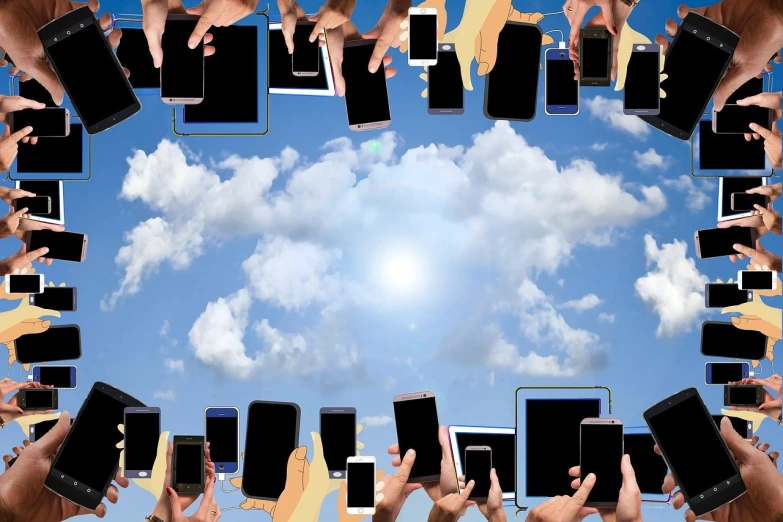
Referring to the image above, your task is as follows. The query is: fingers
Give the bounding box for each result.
[391,449,416,490]
[568,3,590,55]
[461,479,475,498]
[714,64,758,111]
[733,243,756,258]
[749,123,775,141]
[19,58,64,105]
[737,93,778,110]
[368,31,392,74]
[569,472,595,512]
[599,2,617,34]
[195,475,217,517]
[189,8,216,49]
[32,411,70,457]
[167,487,184,517]
[9,127,32,143]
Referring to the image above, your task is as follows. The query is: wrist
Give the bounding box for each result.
[150,499,170,521]
[488,510,507,522]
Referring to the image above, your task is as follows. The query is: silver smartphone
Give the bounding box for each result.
[580,418,623,508]
[464,445,491,501]
[292,21,319,77]
[694,227,757,259]
[123,407,161,478]
[9,108,70,137]
[392,391,440,483]
[343,39,392,132]
[160,15,205,105]
[26,230,88,263]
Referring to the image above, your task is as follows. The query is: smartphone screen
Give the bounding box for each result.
[343,41,391,128]
[484,22,541,121]
[706,284,750,308]
[624,47,659,111]
[14,196,51,215]
[116,28,160,88]
[711,415,751,438]
[701,322,767,359]
[17,181,62,223]
[28,230,86,262]
[428,47,463,113]
[22,389,56,409]
[580,423,622,504]
[321,409,356,476]
[124,410,160,475]
[18,79,56,107]
[16,325,81,364]
[716,105,771,134]
[622,433,667,495]
[17,125,83,174]
[580,31,611,83]
[721,177,764,220]
[393,395,441,481]
[695,227,754,259]
[173,438,204,489]
[347,461,375,509]
[732,193,767,211]
[727,386,760,405]
[11,109,68,137]
[292,22,319,74]
[161,17,204,101]
[740,270,774,289]
[205,409,239,473]
[242,402,299,499]
[408,12,437,62]
[30,418,64,442]
[36,366,74,388]
[31,287,77,312]
[726,77,762,104]
[465,449,491,500]
[8,275,41,293]
[546,50,578,112]
[699,121,767,170]
[707,363,747,384]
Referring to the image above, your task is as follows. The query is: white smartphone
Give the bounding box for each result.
[738,270,777,291]
[407,7,438,66]
[5,274,44,294]
[346,456,376,515]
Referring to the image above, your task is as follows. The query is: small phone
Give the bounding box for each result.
[320,407,356,478]
[15,325,81,364]
[346,456,376,515]
[33,365,77,388]
[623,44,660,115]
[694,227,756,259]
[738,270,777,290]
[408,7,438,66]
[731,192,769,212]
[464,446,492,501]
[705,283,752,308]
[711,415,752,439]
[428,44,463,115]
[580,418,623,508]
[5,274,44,294]
[29,287,77,312]
[18,388,58,411]
[205,407,239,474]
[580,28,612,87]
[172,436,205,493]
[9,108,70,137]
[30,417,74,442]
[545,47,579,116]
[161,15,205,104]
[14,196,52,216]
[705,362,750,385]
[701,321,767,360]
[713,104,773,134]
[124,407,161,478]
[393,391,441,483]
[724,385,764,407]
[343,39,391,131]
[242,401,300,500]
[26,230,88,262]
[292,21,319,77]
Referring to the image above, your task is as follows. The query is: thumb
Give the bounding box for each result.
[367,29,391,74]
[621,454,638,489]
[389,449,416,494]
[362,27,381,40]
[33,411,70,456]
[188,6,215,49]
[569,473,596,511]
[168,487,184,517]
[186,2,206,15]
[285,446,308,489]
[720,417,756,463]
[476,26,502,76]
[714,63,757,111]
[9,127,32,143]
[489,467,500,489]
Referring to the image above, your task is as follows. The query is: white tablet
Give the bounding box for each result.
[449,425,515,501]
[15,180,64,225]
[269,22,335,96]
[717,176,768,222]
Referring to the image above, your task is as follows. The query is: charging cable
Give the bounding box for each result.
[219,474,240,494]
[541,10,566,16]
[544,29,567,49]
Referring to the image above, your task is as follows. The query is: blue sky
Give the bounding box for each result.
[1,0,781,520]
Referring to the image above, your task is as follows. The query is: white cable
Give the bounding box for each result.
[544,29,565,45]
[541,10,565,16]
[219,477,240,494]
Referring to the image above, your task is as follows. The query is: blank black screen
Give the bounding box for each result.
[547,58,578,105]
[726,77,762,104]
[465,449,491,499]
[702,322,767,359]
[343,42,391,126]
[647,394,737,498]
[701,121,766,170]
[582,37,610,79]
[11,109,67,136]
[45,20,137,128]
[393,397,440,480]
[741,270,773,289]
[709,363,745,384]
[625,50,659,110]
[18,79,56,107]
[728,387,759,405]
[33,287,76,311]
[347,461,375,508]
[18,181,61,221]
[125,412,159,472]
[526,399,600,496]
[270,29,328,89]
[722,177,763,219]
[716,105,771,133]
[696,227,754,258]
[580,424,622,503]
[243,402,298,499]
[16,326,80,364]
[292,23,319,73]
[732,193,767,211]
[17,124,82,173]
[8,275,40,293]
[321,413,355,471]
[712,415,749,438]
[28,230,85,262]
[206,416,238,464]
[14,196,50,215]
[37,366,72,387]
[623,434,667,495]
[428,50,463,110]
[455,432,514,494]
[184,26,257,123]
[116,28,159,88]
[409,14,437,60]
[161,19,204,99]
[485,23,540,120]
[175,443,203,485]
[32,419,59,440]
[24,389,55,408]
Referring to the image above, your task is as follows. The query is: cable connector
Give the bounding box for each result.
[559,41,567,49]
[750,371,755,377]
[218,473,225,481]
[26,375,32,381]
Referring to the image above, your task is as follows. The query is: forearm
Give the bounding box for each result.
[487,510,507,522]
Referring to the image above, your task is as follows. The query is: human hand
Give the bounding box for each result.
[227,452,281,513]
[185,0,257,50]
[568,455,642,522]
[749,121,782,170]
[729,375,783,421]
[526,473,598,522]
[388,426,459,501]
[309,0,357,43]
[427,481,475,522]
[721,408,768,433]
[718,204,778,240]
[737,92,782,139]
[0,187,35,207]
[326,21,397,96]
[375,449,423,522]
[166,475,220,522]
[399,0,446,54]
[141,0,217,68]
[747,182,782,203]
[0,125,33,172]
[13,220,63,267]
[0,287,60,371]
[477,468,504,521]
[750,435,780,466]
[731,241,782,273]
[277,0,305,54]
[750,204,782,236]
[722,287,781,367]
[0,207,30,240]
[0,380,53,425]
[10,411,59,438]
[0,96,46,144]
[362,0,411,74]
[0,245,50,275]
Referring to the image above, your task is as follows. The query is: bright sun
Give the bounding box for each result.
[382,253,421,292]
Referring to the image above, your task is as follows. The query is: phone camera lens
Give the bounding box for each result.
[560,53,565,58]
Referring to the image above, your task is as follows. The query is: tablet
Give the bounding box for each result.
[623,429,669,503]
[698,121,767,171]
[269,22,334,96]
[15,180,64,225]
[718,176,768,222]
[16,125,83,174]
[448,426,514,501]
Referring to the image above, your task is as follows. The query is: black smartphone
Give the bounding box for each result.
[428,44,464,115]
[714,104,773,134]
[33,365,77,388]
[292,21,319,77]
[116,28,160,88]
[484,22,542,121]
[694,226,756,259]
[580,419,623,508]
[172,435,205,493]
[579,28,612,86]
[320,407,356,479]
[16,180,62,224]
[726,77,763,104]
[464,446,491,501]
[640,13,739,140]
[124,407,161,479]
[711,415,752,439]
[623,44,660,114]
[724,385,764,407]
[15,325,81,364]
[18,79,57,108]
[18,388,58,411]
[700,121,767,171]
[392,391,441,483]
[14,196,52,216]
[343,39,392,131]
[161,15,204,104]
[622,433,668,496]
[29,287,78,312]
[17,124,83,174]
[38,6,141,134]
[46,382,144,510]
[704,283,752,308]
[731,192,769,212]
[30,418,73,442]
[10,108,70,138]
[242,401,300,500]
[700,321,767,360]
[645,389,746,516]
[27,230,88,262]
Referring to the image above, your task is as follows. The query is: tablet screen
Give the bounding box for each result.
[17,125,83,173]
[269,26,330,92]
[452,429,514,497]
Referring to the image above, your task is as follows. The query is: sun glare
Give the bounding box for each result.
[382,253,421,292]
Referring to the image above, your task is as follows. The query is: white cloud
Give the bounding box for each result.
[153,389,175,401]
[598,312,616,324]
[164,358,184,374]
[585,96,650,138]
[663,175,715,212]
[590,142,609,151]
[634,235,709,337]
[359,415,393,427]
[160,320,170,337]
[634,148,672,170]
[561,293,603,312]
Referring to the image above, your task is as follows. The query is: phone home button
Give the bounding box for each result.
[139,472,148,477]
[358,509,364,514]
[333,472,342,478]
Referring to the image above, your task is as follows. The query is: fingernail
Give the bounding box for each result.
[24,126,32,132]
[369,64,378,73]
[188,39,197,49]
[406,449,415,458]
[42,248,49,253]
[295,446,307,459]
[586,473,596,482]
[733,244,740,249]
[166,487,173,496]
